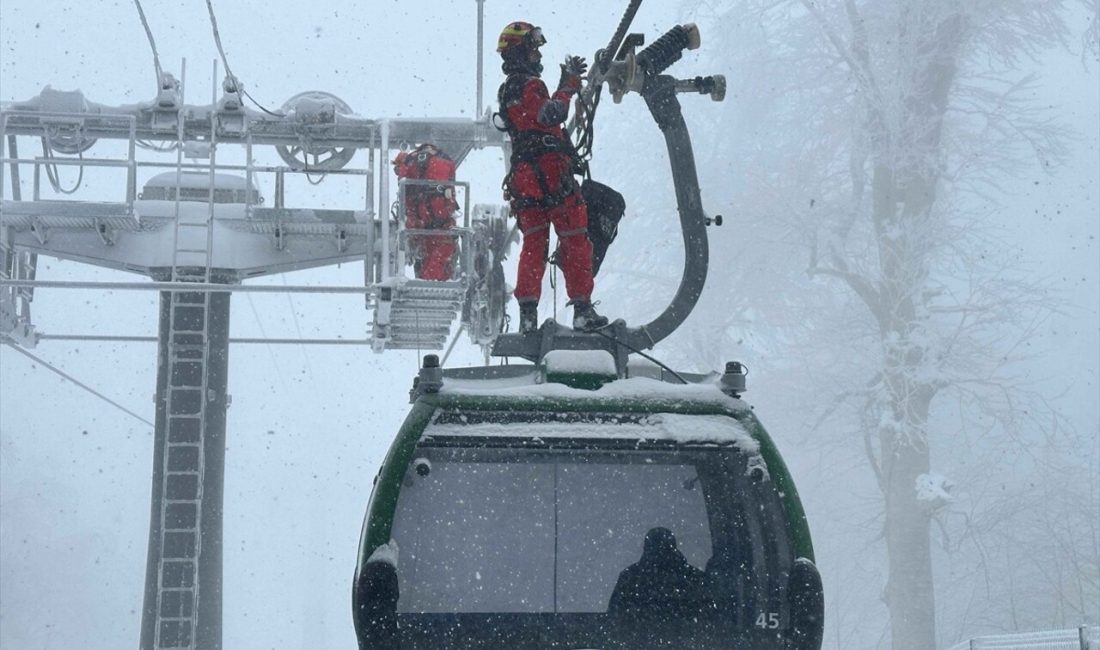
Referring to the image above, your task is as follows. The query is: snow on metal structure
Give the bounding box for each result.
[944,625,1100,650]
[0,82,511,349]
[0,56,510,650]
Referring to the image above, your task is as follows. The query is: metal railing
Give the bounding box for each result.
[946,625,1099,650]
[1,110,138,204]
[2,109,375,220]
[394,178,472,280]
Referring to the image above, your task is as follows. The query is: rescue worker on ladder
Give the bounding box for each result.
[393,144,458,281]
[496,21,609,333]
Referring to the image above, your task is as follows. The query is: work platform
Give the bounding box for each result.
[0,86,512,355]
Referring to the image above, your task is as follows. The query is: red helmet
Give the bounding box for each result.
[496,21,545,54]
[392,151,409,167]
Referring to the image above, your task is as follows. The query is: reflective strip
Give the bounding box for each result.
[558,227,587,237]
[523,223,551,235]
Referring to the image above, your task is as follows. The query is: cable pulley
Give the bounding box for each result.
[275,91,357,171]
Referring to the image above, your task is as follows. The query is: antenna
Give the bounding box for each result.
[476,0,486,117]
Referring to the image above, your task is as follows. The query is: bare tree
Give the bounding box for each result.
[667,0,1087,648]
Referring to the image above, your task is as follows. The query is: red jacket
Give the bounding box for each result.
[499,73,575,142]
[395,149,457,229]
[498,72,581,207]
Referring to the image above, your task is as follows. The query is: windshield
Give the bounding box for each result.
[394,447,719,613]
[381,410,795,648]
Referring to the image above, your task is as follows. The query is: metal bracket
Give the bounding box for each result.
[273,224,286,251]
[150,109,179,133]
[370,285,394,352]
[94,219,116,246]
[0,290,38,348]
[335,228,349,253]
[30,217,49,245]
[216,112,246,137]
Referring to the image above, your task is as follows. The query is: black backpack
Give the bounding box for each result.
[582,179,626,277]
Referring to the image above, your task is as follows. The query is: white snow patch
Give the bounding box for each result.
[429,412,757,448]
[144,170,254,190]
[441,375,748,410]
[366,539,399,567]
[543,349,617,375]
[134,200,248,221]
[915,473,955,509]
[375,275,409,289]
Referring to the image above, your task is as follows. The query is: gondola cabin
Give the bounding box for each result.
[354,351,824,649]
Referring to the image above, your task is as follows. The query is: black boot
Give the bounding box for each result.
[572,301,609,331]
[519,302,539,334]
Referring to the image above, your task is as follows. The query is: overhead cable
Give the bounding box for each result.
[132,0,164,90]
[203,0,285,117]
[280,274,314,380]
[4,343,155,427]
[245,293,291,392]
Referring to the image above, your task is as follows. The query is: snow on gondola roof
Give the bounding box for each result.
[439,371,749,410]
[426,411,761,451]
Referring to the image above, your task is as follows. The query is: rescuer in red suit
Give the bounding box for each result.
[496,21,609,333]
[393,144,458,281]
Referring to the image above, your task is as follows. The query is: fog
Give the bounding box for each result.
[1,1,1096,649]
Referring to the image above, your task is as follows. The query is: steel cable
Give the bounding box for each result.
[592,328,689,384]
[132,0,163,90]
[40,138,84,195]
[203,0,285,117]
[4,343,154,427]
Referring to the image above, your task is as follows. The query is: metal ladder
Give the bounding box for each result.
[370,279,466,351]
[152,80,216,648]
[0,133,39,347]
[0,227,38,347]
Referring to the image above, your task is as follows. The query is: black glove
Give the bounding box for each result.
[558,55,587,92]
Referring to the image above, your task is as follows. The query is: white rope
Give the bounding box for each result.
[441,323,465,366]
[4,343,154,427]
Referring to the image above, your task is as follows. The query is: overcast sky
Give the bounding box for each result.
[1,2,1097,649]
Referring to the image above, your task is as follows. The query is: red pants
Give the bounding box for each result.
[408,231,455,281]
[510,154,594,303]
[514,195,594,303]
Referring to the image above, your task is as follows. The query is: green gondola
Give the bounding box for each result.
[353,355,822,649]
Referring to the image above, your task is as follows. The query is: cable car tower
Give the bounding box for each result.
[1,9,511,647]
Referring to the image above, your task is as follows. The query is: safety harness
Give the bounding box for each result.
[399,145,457,228]
[495,65,625,278]
[496,73,584,210]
